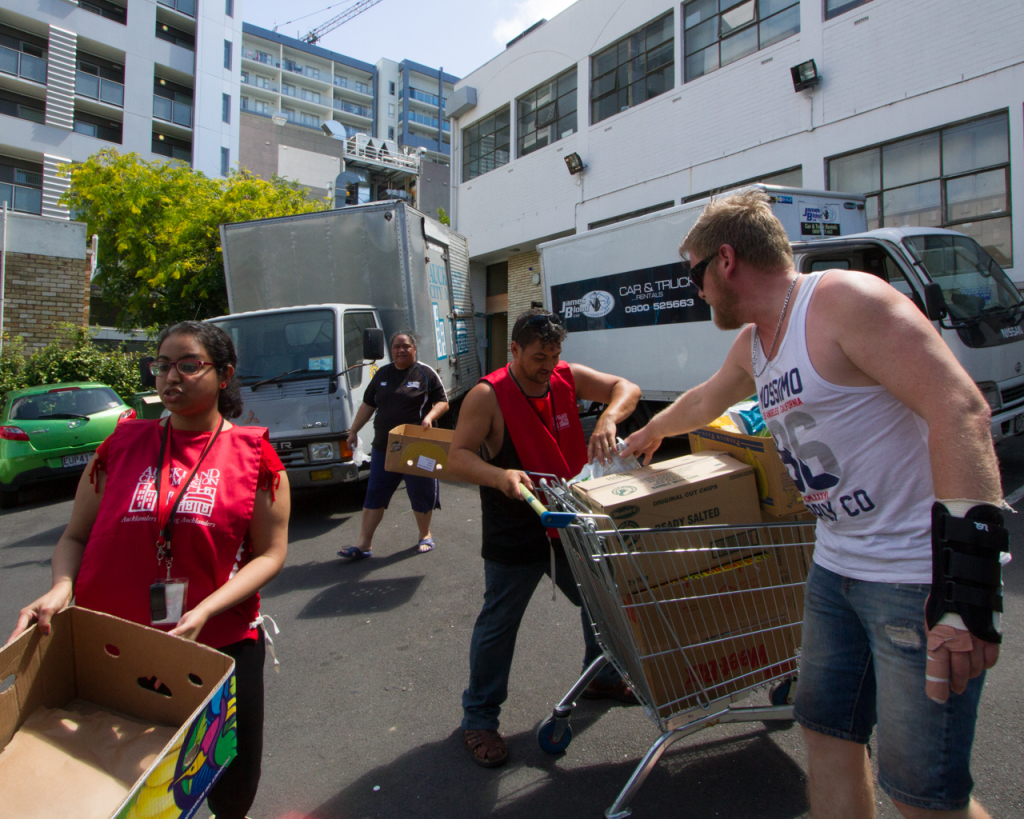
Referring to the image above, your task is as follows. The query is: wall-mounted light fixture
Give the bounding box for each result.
[564,152,585,175]
[791,60,821,92]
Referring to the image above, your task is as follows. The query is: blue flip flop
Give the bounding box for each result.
[339,546,371,560]
[416,538,435,553]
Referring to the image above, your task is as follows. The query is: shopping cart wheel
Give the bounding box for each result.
[769,681,795,706]
[536,715,573,754]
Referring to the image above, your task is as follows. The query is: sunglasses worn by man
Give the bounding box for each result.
[682,251,718,292]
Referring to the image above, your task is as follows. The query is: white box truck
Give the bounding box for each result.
[211,202,478,488]
[540,185,1024,442]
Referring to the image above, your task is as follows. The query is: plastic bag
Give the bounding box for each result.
[350,436,371,467]
[727,400,766,436]
[569,438,641,485]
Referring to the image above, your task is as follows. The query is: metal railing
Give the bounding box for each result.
[0,182,43,215]
[400,110,450,131]
[402,87,444,108]
[242,48,279,67]
[241,75,278,92]
[76,71,125,106]
[334,75,372,95]
[334,99,372,118]
[153,95,193,127]
[157,0,195,17]
[342,136,420,172]
[0,46,47,84]
[283,60,322,81]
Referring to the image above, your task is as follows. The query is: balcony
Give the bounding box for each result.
[76,72,125,107]
[157,0,196,17]
[284,109,320,129]
[283,60,324,83]
[153,95,193,128]
[240,97,271,116]
[402,87,444,109]
[242,48,279,68]
[334,99,372,119]
[0,182,42,215]
[400,110,450,131]
[334,75,372,96]
[0,46,47,85]
[241,74,278,93]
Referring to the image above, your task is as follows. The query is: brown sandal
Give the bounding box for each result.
[464,729,508,768]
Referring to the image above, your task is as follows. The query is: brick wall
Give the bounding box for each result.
[3,252,90,351]
[506,250,544,363]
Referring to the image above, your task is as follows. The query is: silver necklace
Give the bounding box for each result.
[753,277,798,378]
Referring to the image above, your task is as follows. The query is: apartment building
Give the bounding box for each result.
[237,24,455,209]
[448,0,1024,371]
[0,0,241,220]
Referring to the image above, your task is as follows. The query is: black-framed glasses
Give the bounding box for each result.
[149,359,214,377]
[683,252,718,292]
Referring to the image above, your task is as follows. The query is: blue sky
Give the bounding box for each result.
[242,0,578,78]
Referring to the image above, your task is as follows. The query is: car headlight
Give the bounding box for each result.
[977,381,1000,411]
[310,442,337,462]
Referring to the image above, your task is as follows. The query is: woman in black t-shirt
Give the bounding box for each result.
[340,331,449,560]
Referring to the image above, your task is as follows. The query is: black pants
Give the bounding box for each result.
[206,628,265,819]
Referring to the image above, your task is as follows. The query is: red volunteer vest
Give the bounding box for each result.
[76,419,267,648]
[483,361,588,484]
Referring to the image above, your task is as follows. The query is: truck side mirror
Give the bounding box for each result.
[363,328,385,361]
[139,356,157,389]
[922,282,948,321]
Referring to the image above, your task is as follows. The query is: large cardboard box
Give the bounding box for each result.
[384,424,456,480]
[688,426,806,515]
[0,607,236,819]
[571,452,763,593]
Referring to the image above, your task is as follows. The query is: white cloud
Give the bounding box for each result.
[492,0,578,46]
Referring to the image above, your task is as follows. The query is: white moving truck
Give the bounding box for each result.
[540,185,1024,442]
[211,202,478,488]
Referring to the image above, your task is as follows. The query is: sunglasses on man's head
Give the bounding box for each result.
[682,252,718,292]
[514,312,561,342]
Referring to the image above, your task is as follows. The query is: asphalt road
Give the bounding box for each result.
[2,438,1023,819]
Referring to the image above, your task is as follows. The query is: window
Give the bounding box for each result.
[588,201,675,230]
[462,106,510,181]
[79,0,127,25]
[221,147,230,176]
[156,22,194,50]
[225,0,234,17]
[241,96,271,115]
[0,89,45,124]
[74,111,123,143]
[683,0,800,82]
[222,93,230,123]
[591,12,674,125]
[683,165,803,202]
[388,103,395,117]
[76,55,125,106]
[0,157,43,215]
[389,81,395,95]
[517,66,576,157]
[828,112,1013,266]
[154,77,193,127]
[344,312,377,388]
[223,40,232,70]
[388,125,394,139]
[825,0,872,19]
[152,132,192,161]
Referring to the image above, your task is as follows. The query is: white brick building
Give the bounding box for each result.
[449,0,1024,371]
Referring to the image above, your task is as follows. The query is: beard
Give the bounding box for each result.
[709,271,744,330]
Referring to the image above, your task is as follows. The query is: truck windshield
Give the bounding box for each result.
[210,309,336,383]
[903,234,1023,320]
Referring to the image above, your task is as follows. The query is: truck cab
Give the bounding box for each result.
[208,304,386,487]
[792,227,1024,443]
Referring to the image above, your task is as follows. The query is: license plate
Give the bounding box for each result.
[62,452,94,468]
[1014,414,1024,434]
[309,469,333,481]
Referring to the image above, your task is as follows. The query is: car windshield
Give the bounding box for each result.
[9,387,123,421]
[210,309,337,383]
[903,234,1023,320]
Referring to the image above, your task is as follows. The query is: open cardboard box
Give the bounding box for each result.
[384,424,456,481]
[0,607,236,819]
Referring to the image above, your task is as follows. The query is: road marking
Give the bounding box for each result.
[1004,484,1024,507]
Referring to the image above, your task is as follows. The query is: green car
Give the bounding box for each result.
[0,382,135,508]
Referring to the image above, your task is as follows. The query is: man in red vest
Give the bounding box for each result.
[450,308,642,768]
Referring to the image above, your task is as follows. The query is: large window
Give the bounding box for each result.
[0,89,45,124]
[591,12,673,125]
[0,158,43,215]
[462,106,510,182]
[683,0,800,82]
[75,111,123,142]
[80,0,127,24]
[828,113,1013,266]
[825,0,872,20]
[517,66,576,157]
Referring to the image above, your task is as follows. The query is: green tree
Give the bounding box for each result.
[436,206,451,226]
[62,149,329,330]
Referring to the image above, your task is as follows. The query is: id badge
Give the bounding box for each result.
[150,578,188,626]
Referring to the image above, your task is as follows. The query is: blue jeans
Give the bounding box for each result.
[796,563,985,811]
[461,557,620,731]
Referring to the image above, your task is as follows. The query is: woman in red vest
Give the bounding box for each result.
[9,321,290,819]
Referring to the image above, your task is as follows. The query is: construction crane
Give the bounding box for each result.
[275,0,387,45]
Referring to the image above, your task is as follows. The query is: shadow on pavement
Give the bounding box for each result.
[298,574,424,619]
[2,558,53,570]
[2,525,67,550]
[309,723,806,819]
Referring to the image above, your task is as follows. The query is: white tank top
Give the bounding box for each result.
[752,271,934,583]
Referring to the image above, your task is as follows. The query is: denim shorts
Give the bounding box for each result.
[795,562,985,811]
[363,446,440,513]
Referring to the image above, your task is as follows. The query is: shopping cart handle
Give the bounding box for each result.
[519,485,577,529]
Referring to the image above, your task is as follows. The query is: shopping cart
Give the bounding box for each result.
[521,479,815,819]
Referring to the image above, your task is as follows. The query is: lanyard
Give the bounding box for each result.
[153,417,224,577]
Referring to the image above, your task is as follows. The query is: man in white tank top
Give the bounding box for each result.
[623,190,1007,819]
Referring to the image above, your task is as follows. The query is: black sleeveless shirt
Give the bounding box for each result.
[480,422,563,565]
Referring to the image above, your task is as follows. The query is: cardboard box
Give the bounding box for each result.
[688,426,806,515]
[571,452,763,593]
[0,607,236,819]
[384,424,456,481]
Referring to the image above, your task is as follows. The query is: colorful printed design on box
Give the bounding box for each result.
[116,675,238,819]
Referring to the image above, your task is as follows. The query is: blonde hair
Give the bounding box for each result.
[680,189,793,271]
